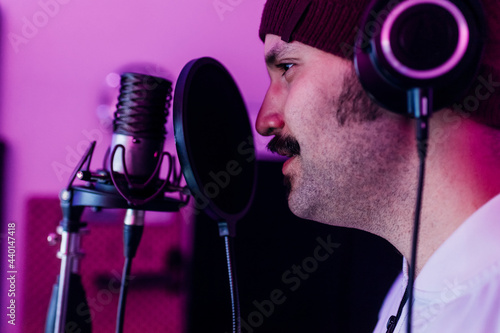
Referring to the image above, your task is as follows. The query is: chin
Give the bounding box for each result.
[287,192,349,228]
[287,193,316,221]
[284,174,331,223]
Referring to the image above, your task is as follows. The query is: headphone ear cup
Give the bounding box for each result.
[354,0,486,115]
[355,34,407,113]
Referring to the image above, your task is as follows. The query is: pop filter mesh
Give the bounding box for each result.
[174,58,256,221]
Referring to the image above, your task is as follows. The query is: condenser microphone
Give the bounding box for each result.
[107,72,174,205]
[48,72,183,333]
[107,72,175,333]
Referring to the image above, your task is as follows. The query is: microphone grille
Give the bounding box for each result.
[114,73,173,139]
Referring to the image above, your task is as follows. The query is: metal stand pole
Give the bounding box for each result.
[53,189,86,333]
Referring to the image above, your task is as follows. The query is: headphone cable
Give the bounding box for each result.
[406,88,430,333]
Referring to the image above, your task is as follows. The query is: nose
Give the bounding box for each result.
[255,85,285,136]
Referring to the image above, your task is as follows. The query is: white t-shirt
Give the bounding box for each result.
[373,194,500,333]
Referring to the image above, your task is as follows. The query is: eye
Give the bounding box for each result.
[277,63,294,76]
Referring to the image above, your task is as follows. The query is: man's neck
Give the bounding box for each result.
[389,118,500,275]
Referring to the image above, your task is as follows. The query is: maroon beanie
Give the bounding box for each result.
[259,0,500,129]
[259,0,372,59]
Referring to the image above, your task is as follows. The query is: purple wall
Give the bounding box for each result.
[0,0,274,331]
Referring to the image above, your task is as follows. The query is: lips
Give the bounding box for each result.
[267,135,301,175]
[282,155,296,174]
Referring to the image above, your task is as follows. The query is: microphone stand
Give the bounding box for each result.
[46,190,89,333]
[45,141,188,333]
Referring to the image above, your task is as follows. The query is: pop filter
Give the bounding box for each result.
[173,57,256,232]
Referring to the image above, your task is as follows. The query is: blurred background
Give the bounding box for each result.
[0,1,401,332]
[0,0,270,226]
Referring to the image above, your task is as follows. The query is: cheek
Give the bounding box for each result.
[285,82,337,136]
[291,103,340,159]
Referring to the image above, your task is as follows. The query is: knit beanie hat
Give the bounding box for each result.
[259,0,500,129]
[259,0,372,59]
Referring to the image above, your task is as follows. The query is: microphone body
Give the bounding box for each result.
[110,134,163,181]
[106,72,173,204]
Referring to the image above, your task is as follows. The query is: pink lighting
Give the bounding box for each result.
[0,1,271,332]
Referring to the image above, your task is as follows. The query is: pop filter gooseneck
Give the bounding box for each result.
[173,57,257,333]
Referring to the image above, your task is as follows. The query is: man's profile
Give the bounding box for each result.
[256,0,500,331]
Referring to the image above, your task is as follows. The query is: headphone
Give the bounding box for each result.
[354,2,486,332]
[354,0,486,116]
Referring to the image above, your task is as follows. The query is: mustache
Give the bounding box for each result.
[267,135,301,157]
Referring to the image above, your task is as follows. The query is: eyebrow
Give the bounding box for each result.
[265,43,298,67]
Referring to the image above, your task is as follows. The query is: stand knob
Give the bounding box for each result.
[47,233,61,246]
[47,226,63,246]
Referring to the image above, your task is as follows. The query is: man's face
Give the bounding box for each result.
[256,34,416,233]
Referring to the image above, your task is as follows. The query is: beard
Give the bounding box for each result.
[336,66,382,126]
[264,64,416,232]
[266,66,384,205]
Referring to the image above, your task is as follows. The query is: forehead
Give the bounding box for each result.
[264,34,286,54]
[264,34,306,63]
[263,33,352,77]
